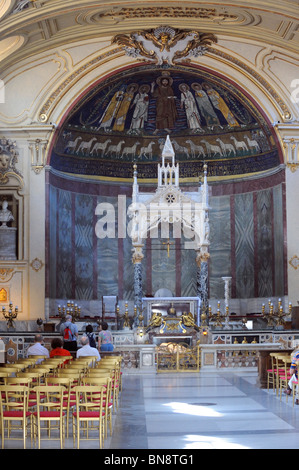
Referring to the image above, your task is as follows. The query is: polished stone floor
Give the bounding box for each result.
[3,370,299,450]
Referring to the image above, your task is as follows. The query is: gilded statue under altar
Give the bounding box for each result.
[146,304,199,335]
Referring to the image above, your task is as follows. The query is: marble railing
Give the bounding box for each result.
[0,330,297,373]
[211,330,299,348]
[200,343,283,370]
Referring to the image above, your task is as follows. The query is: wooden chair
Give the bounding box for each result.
[46,377,75,438]
[32,385,66,449]
[96,366,120,410]
[42,359,65,376]
[82,376,113,440]
[3,363,27,372]
[49,356,73,366]
[15,359,37,369]
[56,369,82,387]
[72,385,106,449]
[273,353,288,395]
[30,367,52,384]
[98,357,122,391]
[0,385,33,449]
[278,356,292,401]
[28,355,48,365]
[16,371,45,387]
[0,371,12,384]
[267,353,277,392]
[75,356,98,368]
[4,376,32,386]
[4,377,37,410]
[65,363,89,375]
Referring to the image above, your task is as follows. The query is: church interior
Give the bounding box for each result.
[0,0,299,450]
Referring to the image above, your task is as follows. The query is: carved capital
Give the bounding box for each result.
[132,244,144,264]
[196,249,210,266]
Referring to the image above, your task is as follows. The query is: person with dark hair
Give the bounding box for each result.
[98,322,114,352]
[50,337,72,358]
[85,324,97,348]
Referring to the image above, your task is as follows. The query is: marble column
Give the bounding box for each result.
[196,248,210,325]
[132,243,144,325]
[222,277,232,329]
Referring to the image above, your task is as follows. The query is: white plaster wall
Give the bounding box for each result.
[285,166,299,305]
[1,37,298,322]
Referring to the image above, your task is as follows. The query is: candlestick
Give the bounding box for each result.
[2,301,18,329]
[262,299,291,328]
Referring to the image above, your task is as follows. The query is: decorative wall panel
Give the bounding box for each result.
[234,193,255,298]
[47,172,286,303]
[256,189,273,298]
[209,196,231,299]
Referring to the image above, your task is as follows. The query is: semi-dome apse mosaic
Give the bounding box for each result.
[51,65,281,181]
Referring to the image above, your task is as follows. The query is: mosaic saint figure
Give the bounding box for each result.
[98,86,125,131]
[129,84,150,132]
[203,83,240,127]
[191,82,222,129]
[179,83,203,132]
[113,83,138,132]
[151,73,177,134]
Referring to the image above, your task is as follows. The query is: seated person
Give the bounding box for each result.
[27,334,49,363]
[50,337,72,358]
[76,335,101,364]
[286,348,299,403]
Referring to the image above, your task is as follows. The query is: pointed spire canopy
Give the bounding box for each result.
[162,135,175,158]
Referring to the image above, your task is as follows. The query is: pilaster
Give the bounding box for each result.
[0,125,55,322]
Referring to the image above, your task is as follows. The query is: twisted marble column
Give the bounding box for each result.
[196,249,210,325]
[132,243,144,325]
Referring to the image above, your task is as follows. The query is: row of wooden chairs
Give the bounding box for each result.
[0,354,122,449]
[266,351,298,405]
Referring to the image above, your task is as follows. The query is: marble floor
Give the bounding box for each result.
[109,370,299,450]
[2,370,299,451]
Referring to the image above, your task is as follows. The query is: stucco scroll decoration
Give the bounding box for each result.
[112,26,217,65]
[0,138,23,185]
[0,268,14,282]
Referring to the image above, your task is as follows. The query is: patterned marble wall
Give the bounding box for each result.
[209,196,231,299]
[47,170,286,303]
[234,192,255,299]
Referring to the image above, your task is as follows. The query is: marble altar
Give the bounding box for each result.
[142,296,201,326]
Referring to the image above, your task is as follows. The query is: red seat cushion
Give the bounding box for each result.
[73,411,105,418]
[33,411,65,418]
[3,411,31,417]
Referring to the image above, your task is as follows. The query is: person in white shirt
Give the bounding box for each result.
[76,335,101,364]
[27,334,49,363]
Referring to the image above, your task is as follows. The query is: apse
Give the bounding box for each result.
[49,64,282,183]
[47,64,285,306]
